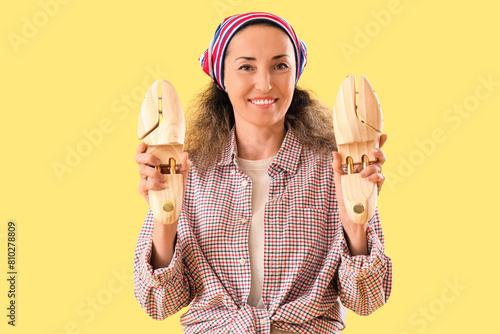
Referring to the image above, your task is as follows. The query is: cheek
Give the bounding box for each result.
[226,89,247,115]
[227,83,251,108]
[280,71,295,93]
[282,79,295,102]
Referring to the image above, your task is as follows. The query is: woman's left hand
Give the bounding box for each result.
[331,134,388,255]
[353,134,387,195]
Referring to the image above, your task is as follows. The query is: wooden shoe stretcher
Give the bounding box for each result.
[138,79,185,224]
[333,75,383,224]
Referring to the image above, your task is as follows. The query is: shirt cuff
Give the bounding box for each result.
[138,235,182,289]
[338,218,386,278]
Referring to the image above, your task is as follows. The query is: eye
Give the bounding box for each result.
[238,64,253,71]
[274,62,290,70]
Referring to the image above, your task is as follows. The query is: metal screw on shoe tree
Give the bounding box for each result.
[162,200,174,212]
[353,203,365,214]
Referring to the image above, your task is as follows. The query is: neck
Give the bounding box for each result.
[235,122,286,160]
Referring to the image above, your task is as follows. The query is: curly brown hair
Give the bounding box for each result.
[184,82,337,167]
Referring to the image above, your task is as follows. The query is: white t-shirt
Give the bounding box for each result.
[237,156,274,309]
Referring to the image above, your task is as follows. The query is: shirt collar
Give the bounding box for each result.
[218,124,302,176]
[218,126,238,167]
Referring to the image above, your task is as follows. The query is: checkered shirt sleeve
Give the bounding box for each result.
[133,208,193,319]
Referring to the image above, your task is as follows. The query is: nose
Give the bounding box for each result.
[254,69,272,93]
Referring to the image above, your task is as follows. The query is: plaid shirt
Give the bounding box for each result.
[134,127,392,333]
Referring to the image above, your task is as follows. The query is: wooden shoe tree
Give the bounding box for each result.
[138,79,185,224]
[333,75,383,224]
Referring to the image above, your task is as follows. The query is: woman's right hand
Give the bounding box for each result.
[135,142,191,206]
[136,142,191,269]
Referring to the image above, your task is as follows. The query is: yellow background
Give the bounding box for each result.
[1,0,498,333]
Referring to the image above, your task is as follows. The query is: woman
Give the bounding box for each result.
[134,12,392,333]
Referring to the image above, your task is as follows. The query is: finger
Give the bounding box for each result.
[379,134,388,148]
[178,152,191,177]
[135,151,162,166]
[371,147,387,165]
[139,164,165,182]
[137,141,148,154]
[359,163,382,178]
[378,179,384,194]
[331,152,345,176]
[138,183,148,199]
[146,178,166,190]
[375,174,386,194]
[139,178,165,194]
[365,172,385,184]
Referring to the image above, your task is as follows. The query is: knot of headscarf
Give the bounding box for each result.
[199,12,307,91]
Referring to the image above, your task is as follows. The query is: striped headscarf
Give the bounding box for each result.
[199,12,308,91]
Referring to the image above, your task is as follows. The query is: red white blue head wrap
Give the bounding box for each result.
[199,12,308,91]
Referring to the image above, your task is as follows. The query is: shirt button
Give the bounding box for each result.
[231,170,236,175]
[241,218,248,224]
[239,258,246,265]
[242,180,248,187]
[260,318,267,325]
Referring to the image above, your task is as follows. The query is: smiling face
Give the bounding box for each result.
[223,24,296,131]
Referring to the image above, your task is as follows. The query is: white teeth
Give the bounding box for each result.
[252,99,275,105]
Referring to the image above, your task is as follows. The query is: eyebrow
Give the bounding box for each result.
[234,54,290,62]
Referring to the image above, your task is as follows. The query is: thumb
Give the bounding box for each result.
[179,152,191,177]
[332,151,345,177]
